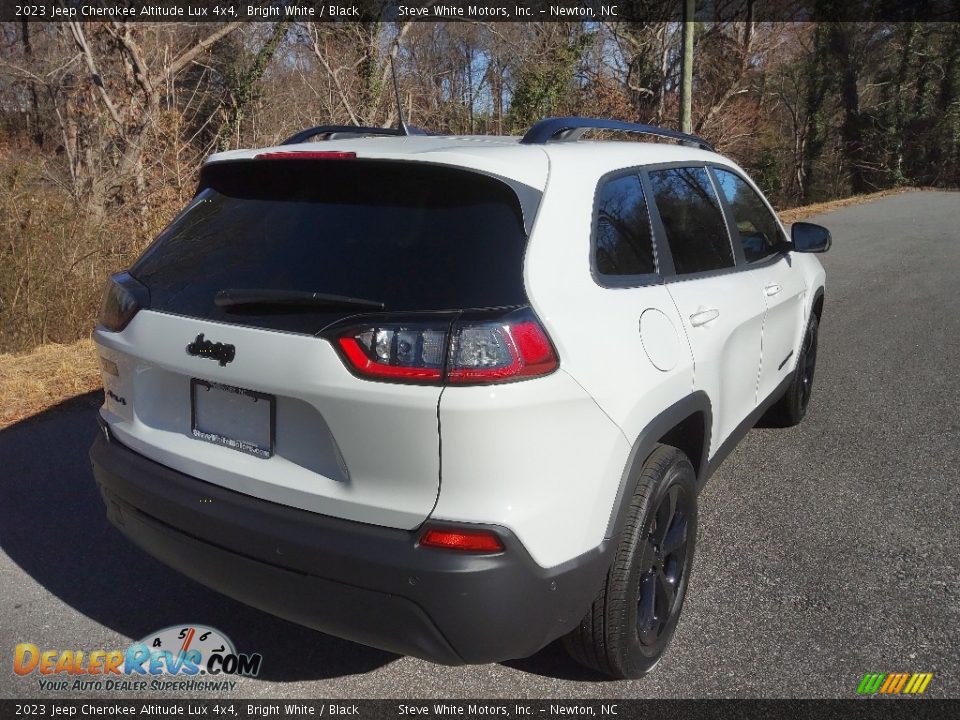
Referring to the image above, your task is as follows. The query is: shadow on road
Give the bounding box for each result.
[503,641,609,681]
[0,392,396,682]
[0,393,604,683]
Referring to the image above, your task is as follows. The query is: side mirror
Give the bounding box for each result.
[791,222,832,253]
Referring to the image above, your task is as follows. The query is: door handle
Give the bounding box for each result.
[689,308,720,327]
[765,283,782,297]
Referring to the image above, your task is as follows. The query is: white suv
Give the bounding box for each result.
[90,117,829,679]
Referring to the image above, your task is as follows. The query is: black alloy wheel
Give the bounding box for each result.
[563,445,698,678]
[636,483,693,649]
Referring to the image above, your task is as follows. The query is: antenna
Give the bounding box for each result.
[389,55,410,136]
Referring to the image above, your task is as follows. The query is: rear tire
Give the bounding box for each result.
[766,312,819,427]
[563,445,697,679]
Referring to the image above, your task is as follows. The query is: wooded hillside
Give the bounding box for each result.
[1,18,958,351]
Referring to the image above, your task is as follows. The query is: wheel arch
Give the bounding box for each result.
[604,392,712,540]
[811,286,825,322]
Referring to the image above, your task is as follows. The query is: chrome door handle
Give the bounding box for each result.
[765,283,782,296]
[689,308,720,327]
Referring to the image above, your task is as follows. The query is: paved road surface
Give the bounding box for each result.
[2,191,958,699]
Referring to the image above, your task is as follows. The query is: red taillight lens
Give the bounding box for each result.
[333,308,558,385]
[447,319,558,383]
[338,336,443,381]
[337,321,449,382]
[420,528,505,553]
[254,151,357,160]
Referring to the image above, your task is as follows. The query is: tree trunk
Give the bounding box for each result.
[679,0,694,133]
[830,24,869,194]
[20,22,44,147]
[218,21,290,151]
[801,24,833,201]
[888,23,917,185]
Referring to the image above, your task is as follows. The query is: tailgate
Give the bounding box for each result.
[95,310,441,529]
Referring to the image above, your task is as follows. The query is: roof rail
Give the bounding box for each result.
[520,117,714,152]
[281,125,428,145]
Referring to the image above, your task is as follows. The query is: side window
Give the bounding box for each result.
[648,166,734,275]
[713,168,784,263]
[594,173,656,277]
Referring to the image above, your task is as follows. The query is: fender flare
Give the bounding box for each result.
[811,286,825,322]
[603,391,712,540]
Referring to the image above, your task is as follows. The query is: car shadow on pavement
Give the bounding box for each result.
[503,641,611,682]
[0,392,396,682]
[0,392,603,683]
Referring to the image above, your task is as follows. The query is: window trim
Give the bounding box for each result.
[588,167,664,289]
[705,166,747,267]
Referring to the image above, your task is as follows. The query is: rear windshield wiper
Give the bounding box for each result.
[215,289,385,311]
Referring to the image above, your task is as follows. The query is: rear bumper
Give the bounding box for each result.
[89,428,610,664]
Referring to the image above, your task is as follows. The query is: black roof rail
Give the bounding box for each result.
[281,125,428,145]
[520,117,714,152]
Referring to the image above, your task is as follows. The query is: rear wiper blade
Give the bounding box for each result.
[215,289,385,311]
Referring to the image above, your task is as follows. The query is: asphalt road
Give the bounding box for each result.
[1,191,958,700]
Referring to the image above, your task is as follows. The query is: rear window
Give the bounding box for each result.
[132,159,531,333]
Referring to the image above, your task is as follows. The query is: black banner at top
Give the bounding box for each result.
[2,0,959,23]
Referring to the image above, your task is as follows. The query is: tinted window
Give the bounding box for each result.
[133,160,530,334]
[713,168,783,262]
[594,174,656,277]
[648,167,733,275]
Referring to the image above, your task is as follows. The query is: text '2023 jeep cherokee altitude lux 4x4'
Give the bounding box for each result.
[90,117,830,679]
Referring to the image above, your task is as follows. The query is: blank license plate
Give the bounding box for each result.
[191,379,274,459]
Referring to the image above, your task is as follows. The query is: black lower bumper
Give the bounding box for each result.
[89,431,610,664]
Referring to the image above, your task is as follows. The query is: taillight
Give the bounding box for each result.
[337,322,447,382]
[98,272,149,332]
[420,527,505,553]
[447,318,557,383]
[333,307,558,385]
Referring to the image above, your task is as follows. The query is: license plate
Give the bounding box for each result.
[191,379,274,459]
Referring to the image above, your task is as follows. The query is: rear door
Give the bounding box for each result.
[645,166,765,452]
[711,167,806,403]
[95,158,533,529]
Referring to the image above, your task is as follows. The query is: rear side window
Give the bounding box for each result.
[132,160,531,333]
[594,173,656,277]
[713,168,784,263]
[648,167,734,275]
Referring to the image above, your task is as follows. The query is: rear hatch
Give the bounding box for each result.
[94,157,535,529]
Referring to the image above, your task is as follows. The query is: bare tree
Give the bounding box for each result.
[63,21,243,217]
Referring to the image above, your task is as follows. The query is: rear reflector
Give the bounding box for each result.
[420,528,505,553]
[99,356,119,377]
[255,151,357,160]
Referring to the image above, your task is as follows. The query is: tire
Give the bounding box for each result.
[563,444,697,679]
[766,312,820,427]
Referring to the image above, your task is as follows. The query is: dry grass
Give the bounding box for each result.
[0,338,101,429]
[0,186,945,429]
[777,187,925,224]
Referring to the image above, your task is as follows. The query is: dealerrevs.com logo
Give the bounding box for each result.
[13,625,261,692]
